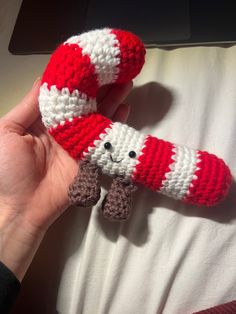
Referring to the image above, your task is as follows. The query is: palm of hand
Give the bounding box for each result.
[0,79,132,231]
[0,120,77,229]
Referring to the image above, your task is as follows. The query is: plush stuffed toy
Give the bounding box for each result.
[39,28,232,221]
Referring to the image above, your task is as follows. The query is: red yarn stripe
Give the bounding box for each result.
[184,151,232,206]
[193,300,236,314]
[111,29,146,83]
[42,43,99,97]
[49,113,111,160]
[132,135,175,191]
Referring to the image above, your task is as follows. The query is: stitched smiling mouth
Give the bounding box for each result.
[110,154,123,163]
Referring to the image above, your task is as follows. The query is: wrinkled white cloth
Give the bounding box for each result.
[56,46,236,314]
[16,46,236,314]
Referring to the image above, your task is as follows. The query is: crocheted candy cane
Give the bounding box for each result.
[39,28,232,221]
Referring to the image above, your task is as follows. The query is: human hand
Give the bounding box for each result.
[0,78,133,280]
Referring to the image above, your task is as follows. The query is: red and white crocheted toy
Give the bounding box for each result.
[39,28,232,221]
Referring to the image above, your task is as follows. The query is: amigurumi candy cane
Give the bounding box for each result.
[39,28,232,221]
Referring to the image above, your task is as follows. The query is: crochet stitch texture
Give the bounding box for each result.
[39,28,232,208]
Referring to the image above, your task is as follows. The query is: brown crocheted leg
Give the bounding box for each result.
[102,176,137,221]
[68,160,101,207]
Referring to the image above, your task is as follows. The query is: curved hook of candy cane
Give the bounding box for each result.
[39,28,232,213]
[39,28,145,129]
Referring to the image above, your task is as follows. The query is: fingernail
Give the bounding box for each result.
[122,103,131,109]
[33,77,41,87]
[119,103,131,113]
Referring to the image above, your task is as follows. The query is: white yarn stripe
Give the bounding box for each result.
[160,145,200,200]
[39,83,97,129]
[83,122,146,179]
[65,28,120,86]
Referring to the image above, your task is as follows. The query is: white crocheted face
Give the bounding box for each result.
[84,122,146,179]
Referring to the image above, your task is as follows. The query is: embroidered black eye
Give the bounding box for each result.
[128,151,136,158]
[104,142,112,150]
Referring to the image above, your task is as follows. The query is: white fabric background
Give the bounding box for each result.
[14,46,236,314]
[1,1,236,313]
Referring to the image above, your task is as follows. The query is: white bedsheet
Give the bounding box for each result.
[14,46,236,314]
[53,45,236,314]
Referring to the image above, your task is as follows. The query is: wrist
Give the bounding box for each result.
[0,212,46,281]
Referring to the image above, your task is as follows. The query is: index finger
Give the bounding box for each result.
[97,81,133,118]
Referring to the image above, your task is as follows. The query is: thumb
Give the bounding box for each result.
[3,78,41,130]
